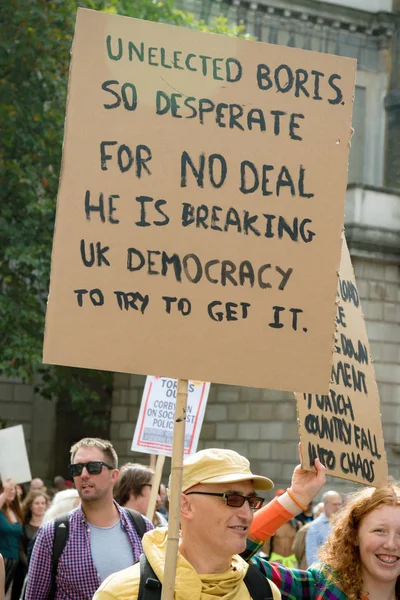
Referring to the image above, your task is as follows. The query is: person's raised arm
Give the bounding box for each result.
[243,450,325,560]
[0,478,15,511]
[277,456,326,517]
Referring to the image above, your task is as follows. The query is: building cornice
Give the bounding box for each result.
[345,185,400,263]
[234,0,396,37]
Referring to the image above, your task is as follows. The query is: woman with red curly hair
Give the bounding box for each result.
[245,480,400,600]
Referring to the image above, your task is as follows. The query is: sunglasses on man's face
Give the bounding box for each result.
[68,461,114,478]
[185,491,264,510]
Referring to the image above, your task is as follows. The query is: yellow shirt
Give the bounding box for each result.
[93,528,281,600]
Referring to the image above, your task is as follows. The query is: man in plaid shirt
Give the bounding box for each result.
[26,438,153,600]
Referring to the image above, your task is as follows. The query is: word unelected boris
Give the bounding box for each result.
[43,8,356,392]
[297,239,388,487]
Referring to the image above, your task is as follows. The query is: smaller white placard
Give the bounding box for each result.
[0,425,32,484]
[131,377,210,457]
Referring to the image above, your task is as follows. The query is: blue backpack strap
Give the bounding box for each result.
[48,513,70,600]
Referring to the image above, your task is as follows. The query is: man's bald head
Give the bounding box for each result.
[30,478,45,491]
[322,490,342,518]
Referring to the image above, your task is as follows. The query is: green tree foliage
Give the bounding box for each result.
[0,0,249,421]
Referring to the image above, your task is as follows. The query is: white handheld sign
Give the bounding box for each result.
[0,425,32,484]
[132,376,210,457]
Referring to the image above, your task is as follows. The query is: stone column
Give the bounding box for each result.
[384,10,400,189]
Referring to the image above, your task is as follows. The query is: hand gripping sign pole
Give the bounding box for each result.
[161,379,188,600]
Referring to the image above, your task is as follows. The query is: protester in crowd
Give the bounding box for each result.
[42,488,79,524]
[15,486,26,505]
[0,554,5,600]
[259,490,299,568]
[313,502,324,518]
[296,500,314,526]
[114,463,168,527]
[94,448,325,600]
[15,490,79,600]
[245,480,400,600]
[53,476,67,492]
[29,478,45,492]
[0,479,23,595]
[157,482,169,520]
[11,489,50,600]
[47,476,74,501]
[292,502,325,570]
[26,437,153,600]
[305,490,342,566]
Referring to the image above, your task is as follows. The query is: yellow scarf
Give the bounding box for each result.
[143,529,251,600]
[199,556,250,600]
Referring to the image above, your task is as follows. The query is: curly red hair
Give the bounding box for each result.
[319,481,400,600]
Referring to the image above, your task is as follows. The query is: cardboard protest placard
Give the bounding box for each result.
[43,8,356,393]
[132,376,210,456]
[0,425,32,484]
[296,238,388,486]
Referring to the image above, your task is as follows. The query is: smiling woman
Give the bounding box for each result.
[247,481,400,600]
[319,485,400,600]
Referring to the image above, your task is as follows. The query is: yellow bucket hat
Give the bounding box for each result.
[181,448,274,492]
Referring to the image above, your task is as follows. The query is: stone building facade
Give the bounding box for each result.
[109,0,400,498]
[1,0,399,497]
[111,225,400,499]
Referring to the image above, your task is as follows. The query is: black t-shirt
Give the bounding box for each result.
[296,512,313,526]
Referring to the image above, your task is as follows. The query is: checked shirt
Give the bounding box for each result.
[25,502,153,600]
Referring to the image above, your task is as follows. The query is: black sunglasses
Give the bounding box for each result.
[68,461,114,477]
[185,491,264,510]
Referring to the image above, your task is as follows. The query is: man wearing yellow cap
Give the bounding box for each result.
[93,448,325,600]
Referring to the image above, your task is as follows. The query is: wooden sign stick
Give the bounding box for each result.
[161,379,188,600]
[149,454,156,470]
[146,454,166,522]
